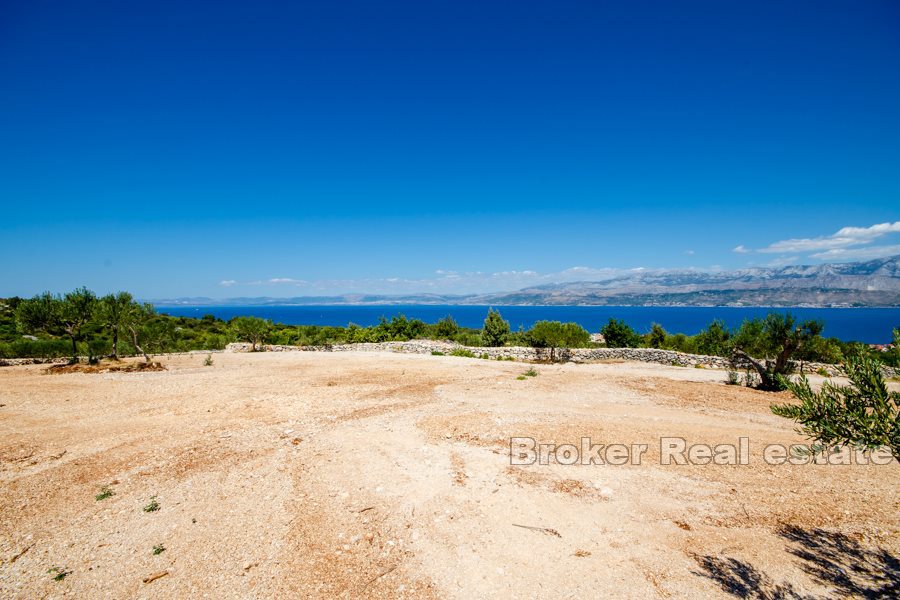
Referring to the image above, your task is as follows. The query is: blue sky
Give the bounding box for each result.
[1,1,899,298]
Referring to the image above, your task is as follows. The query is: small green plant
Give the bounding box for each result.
[203,354,214,366]
[95,485,115,501]
[152,544,166,555]
[449,348,476,358]
[694,364,705,369]
[516,375,527,380]
[816,367,829,377]
[725,370,741,386]
[143,495,160,512]
[430,350,444,356]
[523,368,538,377]
[480,353,490,359]
[48,567,70,581]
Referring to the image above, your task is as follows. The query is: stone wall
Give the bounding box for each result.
[224,341,877,377]
[0,349,224,368]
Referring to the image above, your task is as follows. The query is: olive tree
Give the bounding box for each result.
[527,320,591,362]
[731,313,823,391]
[98,291,134,360]
[231,316,271,351]
[122,301,156,362]
[772,351,899,462]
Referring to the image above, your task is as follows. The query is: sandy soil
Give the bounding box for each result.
[0,352,897,599]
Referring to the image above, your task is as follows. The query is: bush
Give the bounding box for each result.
[600,318,641,348]
[449,348,476,358]
[647,323,667,348]
[482,309,510,347]
[434,315,459,339]
[0,338,71,359]
[695,320,730,356]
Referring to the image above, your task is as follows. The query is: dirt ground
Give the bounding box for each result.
[0,352,897,599]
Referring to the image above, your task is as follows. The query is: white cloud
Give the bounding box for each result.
[766,255,800,267]
[759,221,900,253]
[733,245,749,254]
[684,250,695,255]
[218,265,657,295]
[810,244,900,261]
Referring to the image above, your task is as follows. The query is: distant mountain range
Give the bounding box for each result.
[154,255,900,308]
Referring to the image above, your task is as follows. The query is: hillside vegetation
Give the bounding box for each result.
[2,289,898,376]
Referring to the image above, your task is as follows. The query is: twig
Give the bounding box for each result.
[512,523,562,538]
[355,506,375,513]
[363,564,397,590]
[143,570,169,584]
[10,543,33,564]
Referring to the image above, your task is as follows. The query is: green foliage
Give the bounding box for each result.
[0,338,71,359]
[143,495,160,512]
[449,348,476,358]
[732,313,824,391]
[3,291,893,376]
[523,368,538,377]
[694,319,731,356]
[15,292,62,336]
[230,316,271,351]
[647,323,667,349]
[725,370,741,385]
[663,332,697,354]
[482,308,510,347]
[152,544,166,555]
[772,351,899,461]
[600,318,641,348]
[97,292,133,359]
[880,326,900,367]
[48,567,70,581]
[434,315,459,339]
[95,486,115,501]
[431,350,444,356]
[527,321,590,349]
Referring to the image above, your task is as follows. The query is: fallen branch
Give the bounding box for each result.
[363,564,398,590]
[512,523,562,538]
[143,570,169,584]
[9,543,34,564]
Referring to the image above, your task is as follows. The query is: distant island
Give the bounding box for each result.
[153,256,900,308]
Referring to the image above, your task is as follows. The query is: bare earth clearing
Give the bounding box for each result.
[0,352,897,599]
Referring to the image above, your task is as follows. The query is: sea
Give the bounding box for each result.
[155,305,900,344]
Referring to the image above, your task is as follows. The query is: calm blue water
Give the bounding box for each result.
[156,305,900,343]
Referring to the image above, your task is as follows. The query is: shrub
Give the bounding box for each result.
[695,320,730,356]
[434,315,459,339]
[482,308,510,347]
[449,348,476,358]
[647,323,667,349]
[600,318,641,348]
